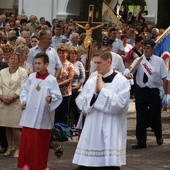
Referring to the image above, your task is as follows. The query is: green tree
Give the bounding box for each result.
[121,0,146,22]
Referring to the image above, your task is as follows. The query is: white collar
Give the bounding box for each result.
[102,69,113,78]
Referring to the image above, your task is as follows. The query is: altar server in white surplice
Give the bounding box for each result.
[73,51,130,170]
[18,52,62,170]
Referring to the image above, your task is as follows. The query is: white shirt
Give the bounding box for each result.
[51,34,67,48]
[89,51,125,74]
[131,55,167,88]
[112,38,124,53]
[28,45,62,76]
[111,51,125,73]
[124,43,133,55]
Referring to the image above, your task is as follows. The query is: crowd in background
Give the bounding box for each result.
[0,10,169,162]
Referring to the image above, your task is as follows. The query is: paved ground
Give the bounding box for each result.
[0,100,170,170]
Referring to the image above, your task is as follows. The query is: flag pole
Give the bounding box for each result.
[155,26,170,45]
[129,56,143,73]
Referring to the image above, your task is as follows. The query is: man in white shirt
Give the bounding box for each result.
[28,30,62,78]
[51,24,67,48]
[103,38,125,73]
[124,40,167,149]
[65,32,80,47]
[90,38,125,74]
[108,28,125,56]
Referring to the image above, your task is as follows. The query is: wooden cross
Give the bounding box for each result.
[75,5,105,78]
[88,5,94,24]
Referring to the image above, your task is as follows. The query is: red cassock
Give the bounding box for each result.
[18,127,52,170]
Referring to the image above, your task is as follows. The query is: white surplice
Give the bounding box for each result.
[19,73,62,129]
[72,72,130,167]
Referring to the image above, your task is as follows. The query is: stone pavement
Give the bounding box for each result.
[0,100,170,170]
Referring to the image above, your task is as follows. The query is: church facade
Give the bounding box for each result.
[0,0,158,24]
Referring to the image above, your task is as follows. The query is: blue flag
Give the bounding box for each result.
[154,27,170,58]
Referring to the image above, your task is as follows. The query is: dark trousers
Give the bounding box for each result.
[130,84,135,98]
[70,90,81,126]
[77,166,120,170]
[0,126,8,149]
[55,96,71,124]
[135,85,162,145]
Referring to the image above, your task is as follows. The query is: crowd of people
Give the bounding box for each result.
[0,10,169,170]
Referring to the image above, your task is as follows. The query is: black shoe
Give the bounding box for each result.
[0,148,7,154]
[156,138,163,145]
[76,166,86,170]
[132,144,146,149]
[76,166,96,170]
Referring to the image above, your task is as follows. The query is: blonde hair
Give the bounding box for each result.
[15,37,26,47]
[15,45,29,56]
[100,50,112,61]
[68,46,78,54]
[57,44,68,52]
[68,46,79,60]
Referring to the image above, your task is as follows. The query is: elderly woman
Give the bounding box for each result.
[0,50,28,158]
[68,46,85,126]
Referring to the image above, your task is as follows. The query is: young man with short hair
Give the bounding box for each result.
[73,51,130,170]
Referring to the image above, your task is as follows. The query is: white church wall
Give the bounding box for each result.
[144,0,158,24]
[18,0,79,22]
[55,0,80,20]
[55,0,69,20]
[18,0,81,23]
[18,0,53,22]
[17,0,157,24]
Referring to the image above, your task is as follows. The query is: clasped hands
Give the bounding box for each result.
[0,94,18,105]
[95,74,104,94]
